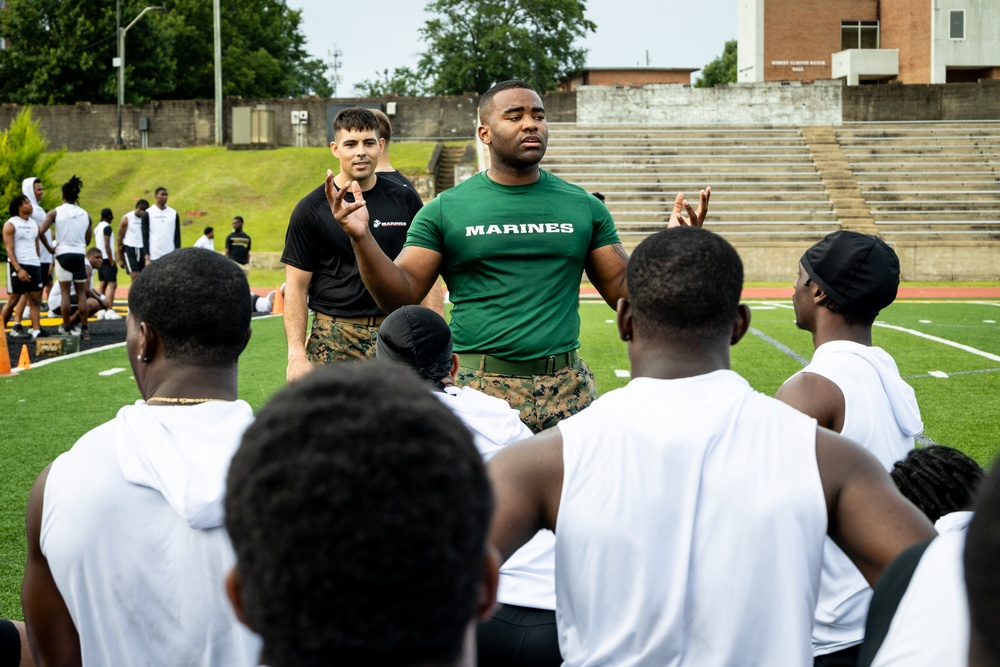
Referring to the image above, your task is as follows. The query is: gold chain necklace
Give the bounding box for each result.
[146,397,227,405]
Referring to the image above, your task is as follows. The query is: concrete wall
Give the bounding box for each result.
[737,0,764,82]
[931,0,1000,83]
[0,92,578,152]
[576,81,844,125]
[841,79,1000,121]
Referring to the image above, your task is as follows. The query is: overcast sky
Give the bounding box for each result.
[285,0,737,96]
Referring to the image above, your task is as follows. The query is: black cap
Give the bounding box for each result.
[375,305,453,371]
[801,231,900,317]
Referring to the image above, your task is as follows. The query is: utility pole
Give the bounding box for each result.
[213,0,222,145]
[116,5,166,146]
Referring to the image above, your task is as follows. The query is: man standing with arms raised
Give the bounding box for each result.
[282,107,425,380]
[330,80,710,432]
[142,187,180,265]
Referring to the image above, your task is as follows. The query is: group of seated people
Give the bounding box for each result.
[2,228,997,667]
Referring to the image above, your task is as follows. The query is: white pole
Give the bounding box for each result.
[213,0,223,145]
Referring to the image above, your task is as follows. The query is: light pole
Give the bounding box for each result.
[117,4,166,146]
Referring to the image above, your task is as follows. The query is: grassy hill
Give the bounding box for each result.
[44,142,439,253]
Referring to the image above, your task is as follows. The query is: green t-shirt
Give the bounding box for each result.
[405,170,620,360]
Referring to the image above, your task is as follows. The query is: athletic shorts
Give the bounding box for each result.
[123,246,145,274]
[54,254,87,281]
[6,262,43,294]
[98,259,118,283]
[40,262,52,284]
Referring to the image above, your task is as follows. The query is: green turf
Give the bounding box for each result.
[1,300,999,619]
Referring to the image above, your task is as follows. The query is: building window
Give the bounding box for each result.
[841,20,880,50]
[950,10,965,39]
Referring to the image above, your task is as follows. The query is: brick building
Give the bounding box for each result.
[737,0,1000,84]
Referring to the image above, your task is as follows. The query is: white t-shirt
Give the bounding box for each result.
[436,386,556,610]
[789,341,922,655]
[194,234,215,250]
[555,371,827,667]
[53,203,89,256]
[94,221,115,260]
[40,400,261,666]
[145,205,179,260]
[5,216,40,266]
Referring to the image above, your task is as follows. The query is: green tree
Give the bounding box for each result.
[417,0,596,95]
[0,107,63,260]
[0,0,331,104]
[355,67,429,97]
[695,40,737,88]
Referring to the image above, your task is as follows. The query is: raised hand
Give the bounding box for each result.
[325,169,370,239]
[668,186,711,228]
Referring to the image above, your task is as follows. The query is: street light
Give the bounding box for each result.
[116,3,166,146]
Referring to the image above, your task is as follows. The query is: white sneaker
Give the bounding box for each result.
[106,310,121,320]
[96,310,106,320]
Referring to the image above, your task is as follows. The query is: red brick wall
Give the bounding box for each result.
[881,0,932,82]
[561,69,695,90]
[763,0,878,81]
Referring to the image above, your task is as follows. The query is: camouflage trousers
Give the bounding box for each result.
[306,317,378,363]
[457,356,597,433]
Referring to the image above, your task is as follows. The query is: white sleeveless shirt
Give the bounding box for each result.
[53,203,89,255]
[5,216,40,266]
[41,401,261,666]
[122,210,144,248]
[146,205,178,260]
[555,371,827,667]
[790,341,921,655]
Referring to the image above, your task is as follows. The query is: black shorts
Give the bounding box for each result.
[98,259,118,283]
[6,262,43,294]
[40,262,52,285]
[123,246,145,274]
[55,253,87,281]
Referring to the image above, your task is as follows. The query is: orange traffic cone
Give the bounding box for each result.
[17,344,30,370]
[272,285,284,315]
[0,325,13,376]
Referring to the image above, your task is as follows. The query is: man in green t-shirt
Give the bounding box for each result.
[328,80,710,432]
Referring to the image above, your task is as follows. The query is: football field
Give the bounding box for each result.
[1,297,998,618]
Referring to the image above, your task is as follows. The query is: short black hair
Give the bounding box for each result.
[61,175,83,204]
[225,363,492,667]
[332,108,379,139]
[204,226,213,235]
[232,216,243,224]
[100,207,113,221]
[155,186,168,196]
[9,194,29,217]
[479,80,536,119]
[890,445,984,523]
[965,458,1000,664]
[135,199,150,210]
[128,248,250,366]
[373,109,392,144]
[627,227,744,341]
[87,247,101,258]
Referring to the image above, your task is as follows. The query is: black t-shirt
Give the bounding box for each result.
[226,230,251,264]
[377,170,416,190]
[281,177,423,317]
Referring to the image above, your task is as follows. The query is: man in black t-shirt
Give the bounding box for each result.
[225,216,252,273]
[281,108,425,382]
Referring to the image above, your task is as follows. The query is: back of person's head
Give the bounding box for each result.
[100,207,113,222]
[204,226,213,235]
[128,248,250,366]
[333,107,379,138]
[375,305,454,390]
[61,175,83,204]
[135,198,150,211]
[479,79,536,118]
[890,445,984,523]
[627,227,743,342]
[9,194,29,217]
[964,457,1000,666]
[372,109,393,144]
[225,363,493,667]
[800,231,900,326]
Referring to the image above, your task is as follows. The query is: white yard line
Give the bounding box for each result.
[873,322,1000,363]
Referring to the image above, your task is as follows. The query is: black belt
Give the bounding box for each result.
[461,350,578,376]
[314,312,386,326]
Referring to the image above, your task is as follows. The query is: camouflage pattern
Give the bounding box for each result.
[457,357,597,433]
[306,318,378,363]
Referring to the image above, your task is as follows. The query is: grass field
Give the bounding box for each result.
[1,298,998,619]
